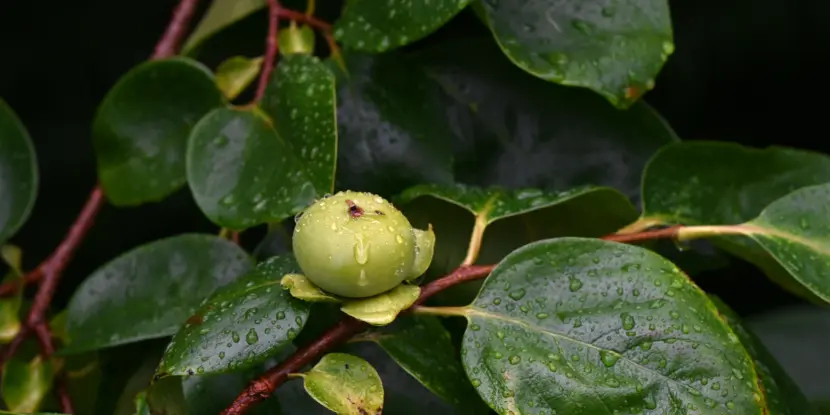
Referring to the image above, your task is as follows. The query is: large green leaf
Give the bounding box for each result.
[361,315,487,412]
[301,353,384,415]
[182,0,265,54]
[262,54,338,194]
[63,234,253,353]
[410,35,679,201]
[333,0,472,52]
[709,296,816,415]
[0,98,38,243]
[331,53,455,196]
[475,0,674,108]
[155,255,309,377]
[92,58,225,206]
[459,237,763,414]
[186,107,317,230]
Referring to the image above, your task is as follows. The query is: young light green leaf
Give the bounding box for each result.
[182,0,265,54]
[1,356,54,413]
[460,237,763,414]
[360,315,487,412]
[476,0,673,108]
[0,98,38,243]
[302,353,384,415]
[411,36,678,201]
[0,271,23,343]
[709,296,817,415]
[63,234,252,354]
[156,256,310,377]
[333,0,472,52]
[186,107,317,230]
[279,22,316,56]
[262,54,338,194]
[215,56,263,100]
[340,285,420,326]
[281,273,343,303]
[92,58,225,206]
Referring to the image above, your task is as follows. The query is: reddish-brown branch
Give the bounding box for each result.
[221,265,496,414]
[0,267,43,297]
[251,0,282,104]
[152,0,201,59]
[600,225,682,243]
[276,8,332,31]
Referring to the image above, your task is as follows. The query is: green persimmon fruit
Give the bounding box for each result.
[292,191,435,298]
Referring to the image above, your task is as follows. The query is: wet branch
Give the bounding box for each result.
[251,0,282,104]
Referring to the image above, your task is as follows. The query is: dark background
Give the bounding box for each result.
[0,0,822,322]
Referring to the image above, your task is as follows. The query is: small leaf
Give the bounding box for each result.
[332,53,454,196]
[411,36,679,201]
[0,98,38,243]
[1,355,54,413]
[156,255,310,377]
[302,353,384,415]
[461,237,763,414]
[0,273,23,343]
[1,244,22,275]
[63,234,252,353]
[92,58,224,206]
[279,22,316,56]
[262,54,338,194]
[709,296,816,415]
[333,0,472,52]
[186,107,317,230]
[340,285,420,326]
[215,56,263,100]
[182,0,266,54]
[363,315,486,412]
[476,0,673,107]
[281,273,343,303]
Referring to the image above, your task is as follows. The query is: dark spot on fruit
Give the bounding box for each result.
[345,363,350,369]
[346,199,364,218]
[374,210,384,215]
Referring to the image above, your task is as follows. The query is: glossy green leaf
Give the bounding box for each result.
[186,107,317,229]
[215,56,263,100]
[262,54,338,194]
[280,22,316,56]
[476,0,673,107]
[182,369,282,414]
[709,296,816,415]
[411,36,679,201]
[156,255,310,377]
[92,58,225,206]
[362,315,486,412]
[0,98,38,243]
[282,273,343,303]
[1,356,54,413]
[341,284,420,326]
[134,391,150,415]
[302,353,384,415]
[333,0,471,52]
[182,0,265,54]
[332,53,455,196]
[63,234,252,353]
[460,237,763,414]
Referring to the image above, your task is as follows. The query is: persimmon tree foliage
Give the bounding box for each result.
[0,0,825,414]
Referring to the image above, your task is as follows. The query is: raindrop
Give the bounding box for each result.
[620,313,636,330]
[231,332,240,343]
[599,350,619,367]
[246,328,259,345]
[568,277,583,292]
[509,289,526,300]
[508,355,521,365]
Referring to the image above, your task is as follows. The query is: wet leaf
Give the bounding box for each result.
[182,369,282,414]
[156,255,310,377]
[332,53,455,196]
[63,234,252,354]
[281,273,343,303]
[1,355,54,413]
[182,0,265,54]
[461,237,763,414]
[341,285,420,326]
[362,315,486,412]
[280,22,316,56]
[475,0,673,108]
[411,36,678,201]
[333,0,471,52]
[92,57,225,206]
[709,296,816,415]
[637,141,830,302]
[215,55,263,100]
[186,107,317,230]
[0,98,38,243]
[262,54,338,194]
[302,353,384,415]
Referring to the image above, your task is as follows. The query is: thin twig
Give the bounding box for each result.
[221,265,496,414]
[251,0,282,104]
[0,267,43,297]
[276,8,331,31]
[152,0,201,59]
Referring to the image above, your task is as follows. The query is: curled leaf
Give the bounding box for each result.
[340,285,420,326]
[281,273,343,303]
